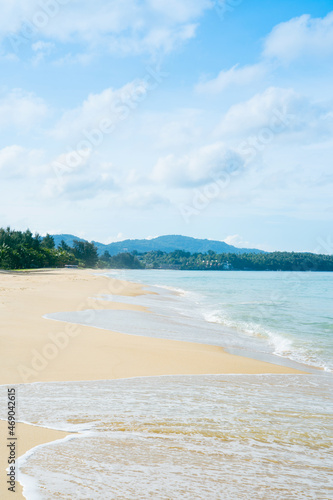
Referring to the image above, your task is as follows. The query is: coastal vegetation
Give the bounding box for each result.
[0,227,142,270]
[138,249,333,272]
[0,228,76,270]
[0,227,332,271]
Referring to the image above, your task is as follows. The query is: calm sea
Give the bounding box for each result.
[105,270,333,372]
[2,270,332,499]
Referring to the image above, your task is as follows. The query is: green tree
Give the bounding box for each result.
[59,240,71,252]
[42,234,55,249]
[73,240,99,268]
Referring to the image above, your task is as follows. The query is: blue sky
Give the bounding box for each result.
[0,0,332,252]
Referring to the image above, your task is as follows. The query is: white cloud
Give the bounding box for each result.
[106,189,169,210]
[196,63,267,94]
[197,12,333,94]
[0,145,43,178]
[139,108,203,151]
[216,87,329,138]
[1,0,211,57]
[32,40,54,52]
[0,89,48,131]
[119,190,169,209]
[0,145,25,175]
[224,234,270,251]
[145,234,159,240]
[51,80,151,142]
[0,1,40,35]
[41,149,118,200]
[224,234,251,248]
[151,142,245,187]
[263,11,333,63]
[104,232,127,244]
[31,40,55,64]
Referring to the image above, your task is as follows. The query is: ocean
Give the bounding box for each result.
[102,270,333,372]
[2,270,333,499]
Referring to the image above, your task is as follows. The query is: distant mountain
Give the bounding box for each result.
[52,234,87,247]
[51,234,264,256]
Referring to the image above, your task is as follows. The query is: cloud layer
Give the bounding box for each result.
[263,11,333,62]
[0,89,48,131]
[0,7,332,250]
[1,0,212,56]
[152,142,245,187]
[197,11,333,94]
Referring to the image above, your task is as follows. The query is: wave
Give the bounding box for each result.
[202,308,332,372]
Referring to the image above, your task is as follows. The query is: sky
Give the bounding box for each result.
[0,0,332,253]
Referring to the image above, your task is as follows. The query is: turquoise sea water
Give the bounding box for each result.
[2,270,332,499]
[105,270,333,372]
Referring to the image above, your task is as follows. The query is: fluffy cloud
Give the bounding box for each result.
[0,145,43,178]
[1,0,211,56]
[216,87,329,138]
[0,89,48,131]
[151,142,245,187]
[51,79,153,142]
[0,143,122,201]
[224,234,252,248]
[196,63,267,94]
[197,11,333,93]
[108,190,169,209]
[0,1,40,35]
[31,40,55,64]
[41,149,118,200]
[137,108,203,152]
[263,11,333,63]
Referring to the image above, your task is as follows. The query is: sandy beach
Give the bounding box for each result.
[0,268,305,499]
[0,421,69,499]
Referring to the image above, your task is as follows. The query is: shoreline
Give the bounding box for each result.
[0,269,306,387]
[0,419,69,499]
[1,268,308,499]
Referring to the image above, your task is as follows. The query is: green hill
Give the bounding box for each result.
[52,234,264,256]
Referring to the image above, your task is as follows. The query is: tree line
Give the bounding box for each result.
[0,228,332,271]
[0,228,142,270]
[137,249,333,272]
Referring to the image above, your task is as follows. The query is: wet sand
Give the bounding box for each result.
[0,268,305,498]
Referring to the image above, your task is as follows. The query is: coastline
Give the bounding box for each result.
[0,268,305,387]
[0,419,69,499]
[1,268,307,499]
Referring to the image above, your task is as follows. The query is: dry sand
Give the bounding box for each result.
[0,268,305,499]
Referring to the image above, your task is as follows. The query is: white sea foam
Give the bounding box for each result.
[3,271,332,498]
[202,306,332,372]
[49,270,333,372]
[18,433,83,500]
[3,375,332,500]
